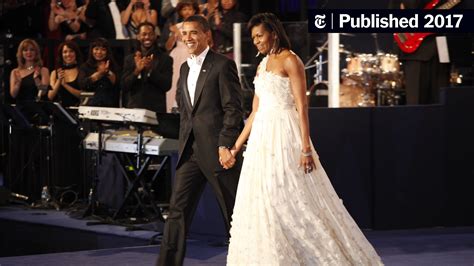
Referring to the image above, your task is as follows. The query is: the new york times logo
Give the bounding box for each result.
[308,10,473,33]
[314,14,326,29]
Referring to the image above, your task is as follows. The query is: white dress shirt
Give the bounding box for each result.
[187,46,210,105]
[108,0,126,39]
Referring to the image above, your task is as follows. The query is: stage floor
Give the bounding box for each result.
[0,205,473,265]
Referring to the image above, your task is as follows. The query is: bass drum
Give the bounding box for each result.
[340,79,365,107]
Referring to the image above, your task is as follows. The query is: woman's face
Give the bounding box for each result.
[179,5,196,20]
[92,46,107,61]
[251,24,274,55]
[62,45,77,65]
[220,0,236,11]
[22,44,37,62]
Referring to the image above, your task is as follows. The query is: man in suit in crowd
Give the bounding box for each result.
[121,22,173,113]
[157,15,243,266]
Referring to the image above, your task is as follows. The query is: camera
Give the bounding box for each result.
[133,1,145,9]
[56,0,65,9]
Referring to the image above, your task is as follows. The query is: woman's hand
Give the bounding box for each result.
[299,150,316,174]
[213,10,221,26]
[33,66,41,79]
[57,68,65,84]
[97,60,110,75]
[230,145,239,158]
[12,69,22,88]
[219,147,236,170]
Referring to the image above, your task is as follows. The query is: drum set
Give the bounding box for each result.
[342,53,405,107]
[306,36,405,107]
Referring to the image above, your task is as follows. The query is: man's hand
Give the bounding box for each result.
[134,51,150,74]
[143,54,154,71]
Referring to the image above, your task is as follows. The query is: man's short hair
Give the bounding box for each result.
[137,21,156,33]
[183,15,210,32]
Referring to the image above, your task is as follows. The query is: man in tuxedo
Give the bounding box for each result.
[157,15,243,266]
[390,0,450,104]
[121,22,173,113]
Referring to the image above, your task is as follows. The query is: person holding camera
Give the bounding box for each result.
[208,0,246,59]
[48,0,88,40]
[120,0,159,39]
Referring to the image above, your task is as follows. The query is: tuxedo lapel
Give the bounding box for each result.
[181,65,193,112]
[192,52,213,111]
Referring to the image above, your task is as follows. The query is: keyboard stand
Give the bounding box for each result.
[111,125,166,222]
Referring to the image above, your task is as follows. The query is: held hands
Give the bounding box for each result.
[219,147,236,170]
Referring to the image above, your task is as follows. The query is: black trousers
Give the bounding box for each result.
[157,140,240,266]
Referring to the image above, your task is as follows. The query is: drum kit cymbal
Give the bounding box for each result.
[306,34,405,107]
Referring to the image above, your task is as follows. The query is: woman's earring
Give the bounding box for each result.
[270,38,277,54]
[255,51,260,57]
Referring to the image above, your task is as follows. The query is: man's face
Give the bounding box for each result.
[137,25,157,49]
[181,21,210,56]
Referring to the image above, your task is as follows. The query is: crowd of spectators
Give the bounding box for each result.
[2,0,248,113]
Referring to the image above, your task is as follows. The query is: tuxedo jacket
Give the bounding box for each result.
[176,50,243,174]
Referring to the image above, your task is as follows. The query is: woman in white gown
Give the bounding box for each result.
[226,13,384,265]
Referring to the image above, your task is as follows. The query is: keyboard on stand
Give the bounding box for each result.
[78,106,158,125]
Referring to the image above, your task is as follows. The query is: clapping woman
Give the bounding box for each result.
[78,38,120,107]
[10,39,50,103]
[49,41,83,107]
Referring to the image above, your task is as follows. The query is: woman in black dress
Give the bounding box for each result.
[49,40,83,107]
[78,38,120,107]
[9,38,50,103]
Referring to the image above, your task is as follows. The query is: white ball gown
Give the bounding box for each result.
[226,55,384,265]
